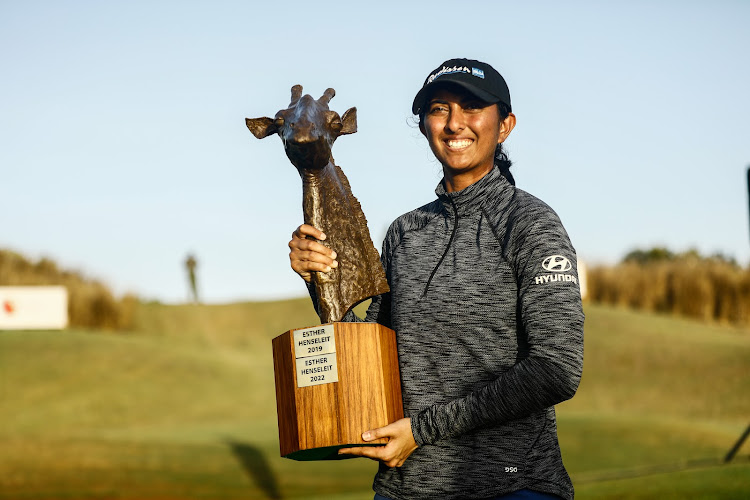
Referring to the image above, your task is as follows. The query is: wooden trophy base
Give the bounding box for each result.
[271,322,403,460]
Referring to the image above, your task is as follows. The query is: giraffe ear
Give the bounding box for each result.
[245,117,278,139]
[339,107,357,135]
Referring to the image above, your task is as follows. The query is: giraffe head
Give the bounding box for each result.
[246,85,357,171]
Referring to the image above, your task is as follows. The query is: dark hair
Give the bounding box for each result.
[418,100,515,186]
[494,102,514,186]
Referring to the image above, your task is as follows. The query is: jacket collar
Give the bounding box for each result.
[435,166,511,216]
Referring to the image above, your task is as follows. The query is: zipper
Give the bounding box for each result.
[422,196,459,297]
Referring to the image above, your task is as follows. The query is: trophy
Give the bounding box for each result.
[246,85,402,460]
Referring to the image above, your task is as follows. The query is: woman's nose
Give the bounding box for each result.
[445,107,465,133]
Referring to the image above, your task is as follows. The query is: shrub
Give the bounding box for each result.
[588,248,750,325]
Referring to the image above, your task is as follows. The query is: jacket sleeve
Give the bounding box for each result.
[362,224,395,327]
[411,204,584,445]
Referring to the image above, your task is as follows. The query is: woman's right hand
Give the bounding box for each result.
[288,224,338,283]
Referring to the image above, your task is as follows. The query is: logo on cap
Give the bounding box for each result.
[427,65,472,84]
[472,68,485,78]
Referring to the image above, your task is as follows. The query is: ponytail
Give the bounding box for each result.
[494,143,514,186]
[494,102,514,186]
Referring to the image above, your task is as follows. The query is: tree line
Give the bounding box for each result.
[587,248,750,325]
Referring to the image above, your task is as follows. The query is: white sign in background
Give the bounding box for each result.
[293,324,339,388]
[0,286,68,330]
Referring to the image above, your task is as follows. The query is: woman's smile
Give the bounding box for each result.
[445,138,474,150]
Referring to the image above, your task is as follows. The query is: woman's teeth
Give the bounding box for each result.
[447,139,472,149]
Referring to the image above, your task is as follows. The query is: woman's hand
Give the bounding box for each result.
[338,418,418,468]
[288,224,338,282]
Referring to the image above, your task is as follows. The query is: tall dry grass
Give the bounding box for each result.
[588,250,750,325]
[0,249,137,330]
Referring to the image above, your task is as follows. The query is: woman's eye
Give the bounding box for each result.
[429,105,448,114]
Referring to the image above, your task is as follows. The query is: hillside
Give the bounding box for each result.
[0,301,748,499]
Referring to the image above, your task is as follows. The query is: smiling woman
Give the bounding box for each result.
[288,58,584,500]
[418,87,515,192]
[413,59,517,192]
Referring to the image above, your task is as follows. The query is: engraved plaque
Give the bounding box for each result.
[294,324,338,388]
[293,324,336,358]
[295,352,339,388]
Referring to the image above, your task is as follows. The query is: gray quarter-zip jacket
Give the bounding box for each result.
[317,166,584,499]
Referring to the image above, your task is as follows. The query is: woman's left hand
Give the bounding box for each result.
[338,418,417,468]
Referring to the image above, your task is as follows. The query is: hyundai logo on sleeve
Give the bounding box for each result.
[535,255,578,286]
[542,255,572,272]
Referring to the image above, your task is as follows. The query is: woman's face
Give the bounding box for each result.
[420,86,514,189]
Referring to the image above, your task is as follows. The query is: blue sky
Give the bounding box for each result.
[1,1,748,303]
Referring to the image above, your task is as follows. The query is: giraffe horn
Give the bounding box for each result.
[290,85,303,106]
[319,88,335,104]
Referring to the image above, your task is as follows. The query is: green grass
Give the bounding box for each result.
[1,301,748,499]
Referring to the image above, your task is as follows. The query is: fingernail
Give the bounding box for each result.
[331,260,338,268]
[362,431,371,441]
[324,266,331,272]
[320,232,327,240]
[331,251,337,259]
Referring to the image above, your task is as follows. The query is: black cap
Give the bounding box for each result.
[412,58,512,115]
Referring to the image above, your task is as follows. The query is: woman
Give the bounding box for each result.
[289,58,584,500]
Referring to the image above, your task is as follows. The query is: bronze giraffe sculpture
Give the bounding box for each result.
[246,85,389,323]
